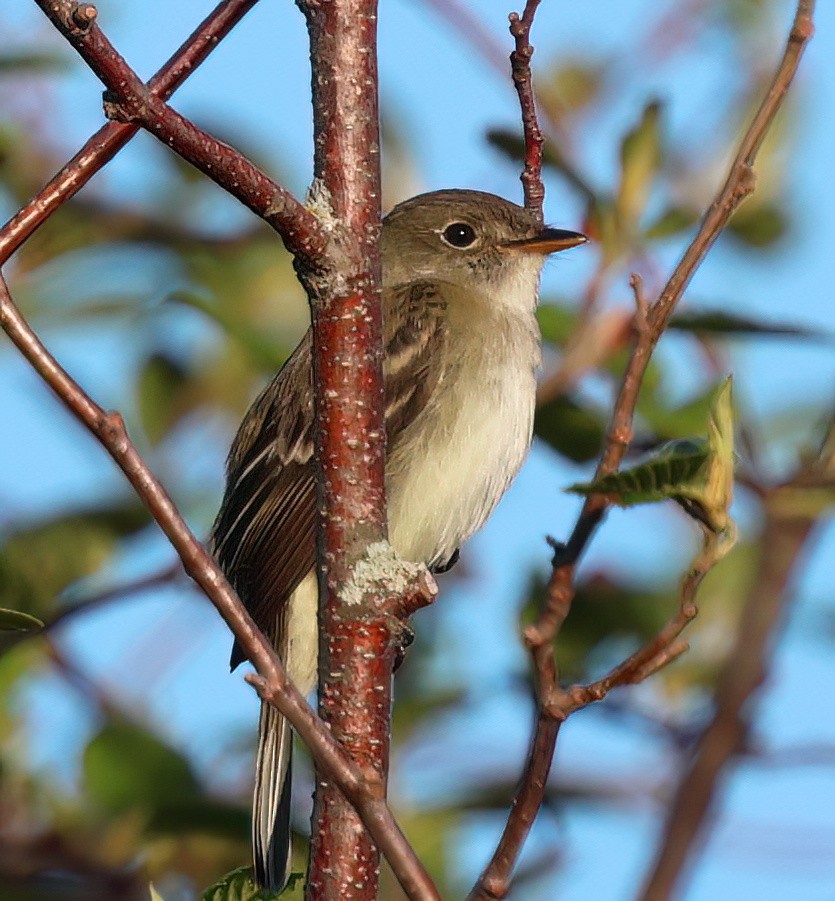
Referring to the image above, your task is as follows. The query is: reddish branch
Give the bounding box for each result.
[294,1,435,897]
[31,0,327,263]
[508,1,545,221]
[469,2,814,897]
[0,0,259,265]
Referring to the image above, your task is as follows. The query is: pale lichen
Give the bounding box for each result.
[341,540,426,606]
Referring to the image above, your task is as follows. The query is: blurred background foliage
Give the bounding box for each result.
[0,1,833,899]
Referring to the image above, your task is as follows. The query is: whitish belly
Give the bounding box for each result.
[386,362,535,567]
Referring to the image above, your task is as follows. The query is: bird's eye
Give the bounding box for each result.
[441,222,477,248]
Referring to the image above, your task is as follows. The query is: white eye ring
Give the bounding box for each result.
[440,221,478,249]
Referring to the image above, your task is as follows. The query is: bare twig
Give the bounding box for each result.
[469,3,814,897]
[31,0,327,263]
[0,0,259,265]
[508,0,545,221]
[0,273,435,900]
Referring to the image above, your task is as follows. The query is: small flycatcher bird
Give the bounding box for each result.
[212,189,586,889]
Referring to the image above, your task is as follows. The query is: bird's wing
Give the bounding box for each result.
[212,332,316,667]
[383,281,448,438]
[212,283,447,668]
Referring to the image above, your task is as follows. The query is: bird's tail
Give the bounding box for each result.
[253,700,294,891]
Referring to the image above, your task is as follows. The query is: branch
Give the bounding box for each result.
[469,2,814,897]
[0,0,259,265]
[508,0,545,221]
[0,272,435,900]
[294,2,438,897]
[31,1,327,263]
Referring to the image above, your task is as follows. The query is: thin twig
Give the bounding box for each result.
[0,0,259,265]
[0,272,435,900]
[508,0,545,221]
[469,3,814,897]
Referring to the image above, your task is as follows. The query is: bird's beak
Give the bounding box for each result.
[501,227,587,255]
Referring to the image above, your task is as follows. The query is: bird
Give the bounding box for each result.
[211,188,586,890]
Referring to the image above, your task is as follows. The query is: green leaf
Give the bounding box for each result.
[0,503,149,621]
[0,52,68,73]
[167,290,289,371]
[644,205,699,239]
[0,608,44,632]
[616,101,662,233]
[641,386,716,441]
[535,395,607,463]
[148,798,250,839]
[569,378,736,535]
[137,351,190,445]
[536,303,579,347]
[201,865,302,900]
[540,60,605,116]
[568,439,710,504]
[670,310,828,340]
[83,721,201,815]
[727,201,788,247]
[484,128,598,203]
[521,571,671,683]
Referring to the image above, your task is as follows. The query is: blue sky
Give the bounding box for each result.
[2,1,834,898]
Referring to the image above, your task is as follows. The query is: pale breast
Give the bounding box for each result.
[385,315,538,568]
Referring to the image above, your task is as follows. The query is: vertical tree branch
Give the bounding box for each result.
[296,1,432,898]
[0,0,259,264]
[508,0,545,221]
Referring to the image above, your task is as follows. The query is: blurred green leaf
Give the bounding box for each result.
[644,205,699,239]
[167,290,289,371]
[148,798,250,840]
[0,52,68,73]
[390,686,466,744]
[641,386,716,441]
[670,310,827,340]
[485,128,598,203]
[539,60,605,116]
[726,201,788,247]
[536,303,579,347]
[535,395,607,463]
[616,101,662,234]
[137,352,191,445]
[0,608,43,632]
[84,721,201,815]
[0,504,149,620]
[768,482,835,520]
[522,572,670,682]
